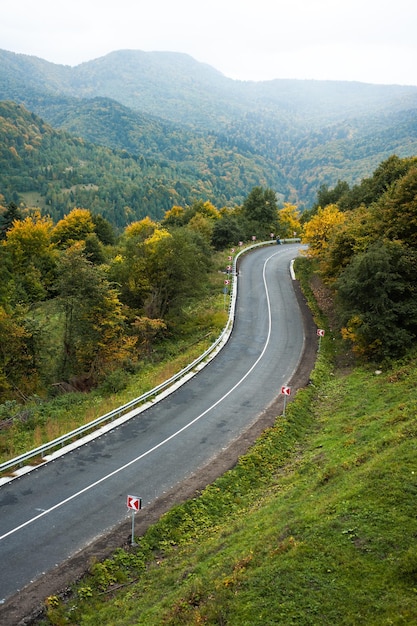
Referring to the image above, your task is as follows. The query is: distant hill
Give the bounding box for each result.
[0,100,283,225]
[0,48,416,213]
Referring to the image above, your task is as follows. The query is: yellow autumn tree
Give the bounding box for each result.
[144,227,171,255]
[192,200,221,220]
[277,203,302,238]
[319,204,375,280]
[2,211,57,300]
[302,204,346,259]
[124,216,157,242]
[162,205,186,227]
[52,208,95,248]
[0,305,39,401]
[3,211,55,270]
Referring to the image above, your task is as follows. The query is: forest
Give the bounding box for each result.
[1,47,417,212]
[302,154,417,360]
[1,153,417,413]
[0,101,278,225]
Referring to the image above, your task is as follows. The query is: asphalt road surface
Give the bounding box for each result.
[0,243,314,621]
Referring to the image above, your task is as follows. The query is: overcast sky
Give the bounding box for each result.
[1,0,416,86]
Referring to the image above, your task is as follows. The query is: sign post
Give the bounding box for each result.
[127,495,142,546]
[281,385,291,417]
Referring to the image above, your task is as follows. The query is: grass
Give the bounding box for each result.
[40,339,417,624]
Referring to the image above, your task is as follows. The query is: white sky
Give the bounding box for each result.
[1,0,417,86]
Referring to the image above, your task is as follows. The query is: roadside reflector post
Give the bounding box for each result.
[223,279,230,310]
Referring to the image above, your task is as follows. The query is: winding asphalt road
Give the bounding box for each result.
[0,243,308,610]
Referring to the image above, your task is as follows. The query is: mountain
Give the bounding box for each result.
[0,48,416,213]
[0,100,283,225]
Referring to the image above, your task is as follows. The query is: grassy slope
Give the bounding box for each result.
[42,273,417,624]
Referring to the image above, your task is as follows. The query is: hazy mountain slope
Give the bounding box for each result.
[2,48,417,127]
[0,47,416,208]
[0,101,287,222]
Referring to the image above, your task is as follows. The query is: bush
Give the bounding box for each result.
[98,369,129,395]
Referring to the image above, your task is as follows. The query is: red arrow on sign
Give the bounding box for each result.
[317,329,325,337]
[127,495,141,511]
[281,385,291,396]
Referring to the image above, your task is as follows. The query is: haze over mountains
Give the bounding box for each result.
[1,47,417,222]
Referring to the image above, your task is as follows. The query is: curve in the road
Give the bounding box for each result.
[0,250,278,542]
[0,244,314,618]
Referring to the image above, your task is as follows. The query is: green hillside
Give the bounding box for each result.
[0,101,280,224]
[39,282,417,625]
[1,48,417,208]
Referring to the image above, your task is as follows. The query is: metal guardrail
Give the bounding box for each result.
[0,239,298,476]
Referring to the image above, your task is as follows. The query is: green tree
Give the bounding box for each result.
[314,180,350,212]
[0,202,22,240]
[336,241,417,359]
[56,244,131,386]
[240,187,278,239]
[0,306,39,401]
[338,155,415,211]
[211,212,244,250]
[84,233,106,265]
[92,213,116,246]
[107,218,158,310]
[143,227,211,319]
[374,166,417,247]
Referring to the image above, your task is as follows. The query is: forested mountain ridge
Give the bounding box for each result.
[0,100,282,223]
[1,47,417,210]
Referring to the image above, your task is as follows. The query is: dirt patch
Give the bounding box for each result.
[309,272,356,372]
[0,280,318,626]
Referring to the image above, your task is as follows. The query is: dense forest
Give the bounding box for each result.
[0,101,278,224]
[1,48,417,211]
[1,153,417,409]
[302,154,417,360]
